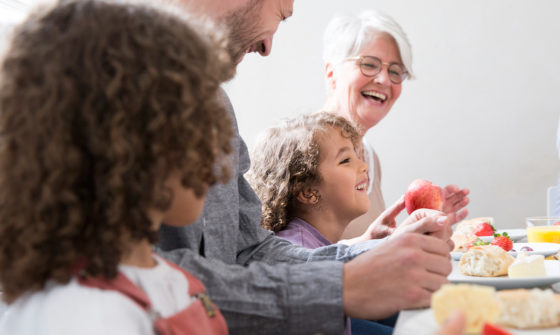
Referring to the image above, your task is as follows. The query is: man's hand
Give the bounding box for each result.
[393,208,468,251]
[342,230,452,319]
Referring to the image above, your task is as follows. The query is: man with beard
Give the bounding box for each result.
[157,1,469,334]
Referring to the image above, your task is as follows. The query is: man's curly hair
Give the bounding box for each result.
[0,0,236,303]
[247,112,361,233]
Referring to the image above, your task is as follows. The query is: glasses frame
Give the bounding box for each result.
[346,56,408,84]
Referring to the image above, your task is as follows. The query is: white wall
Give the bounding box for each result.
[225,0,560,229]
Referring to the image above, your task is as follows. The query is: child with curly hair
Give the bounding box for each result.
[248,112,373,246]
[0,0,235,333]
[248,112,437,334]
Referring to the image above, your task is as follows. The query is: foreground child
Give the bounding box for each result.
[0,0,235,333]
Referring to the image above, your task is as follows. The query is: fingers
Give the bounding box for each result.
[384,195,405,218]
[421,250,453,277]
[436,312,466,335]
[442,186,470,214]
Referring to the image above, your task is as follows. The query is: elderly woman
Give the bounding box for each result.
[322,10,470,241]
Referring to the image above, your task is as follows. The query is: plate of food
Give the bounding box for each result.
[448,260,560,289]
[395,307,560,335]
[450,242,560,261]
[448,244,560,289]
[479,228,527,242]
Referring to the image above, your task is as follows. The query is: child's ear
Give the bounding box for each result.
[296,188,319,205]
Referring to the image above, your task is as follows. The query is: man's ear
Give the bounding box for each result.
[325,62,336,91]
[296,188,319,205]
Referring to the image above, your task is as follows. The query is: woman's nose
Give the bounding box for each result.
[373,67,392,85]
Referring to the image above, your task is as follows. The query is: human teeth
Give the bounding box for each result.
[356,183,367,190]
[363,91,387,101]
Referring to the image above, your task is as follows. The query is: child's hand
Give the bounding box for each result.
[364,196,405,239]
[339,196,405,245]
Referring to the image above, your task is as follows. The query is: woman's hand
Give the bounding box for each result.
[442,185,470,215]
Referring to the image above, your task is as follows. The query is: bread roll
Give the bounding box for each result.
[459,245,514,277]
[497,289,560,329]
[432,283,500,334]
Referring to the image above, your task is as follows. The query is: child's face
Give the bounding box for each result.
[315,127,370,220]
[159,171,207,227]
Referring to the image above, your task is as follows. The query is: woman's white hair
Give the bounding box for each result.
[322,9,414,80]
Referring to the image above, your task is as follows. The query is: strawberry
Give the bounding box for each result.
[554,221,560,226]
[473,222,495,236]
[491,232,513,251]
[482,322,512,335]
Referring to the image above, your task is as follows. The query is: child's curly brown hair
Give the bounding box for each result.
[0,0,236,303]
[247,112,361,233]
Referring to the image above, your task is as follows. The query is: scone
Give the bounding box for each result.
[459,245,514,277]
[451,231,478,252]
[432,283,500,334]
[455,217,494,235]
[497,289,560,329]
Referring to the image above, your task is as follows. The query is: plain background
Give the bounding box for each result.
[224,0,560,229]
[2,0,560,229]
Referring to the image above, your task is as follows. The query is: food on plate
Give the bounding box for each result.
[473,222,496,237]
[490,233,513,252]
[451,231,479,252]
[455,217,495,235]
[497,288,560,329]
[459,245,514,277]
[482,322,513,335]
[507,252,546,278]
[403,178,442,214]
[432,283,500,334]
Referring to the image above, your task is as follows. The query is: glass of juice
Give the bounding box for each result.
[526,217,560,243]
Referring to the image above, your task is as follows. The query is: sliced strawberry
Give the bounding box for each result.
[473,222,495,236]
[491,232,513,252]
[482,322,512,335]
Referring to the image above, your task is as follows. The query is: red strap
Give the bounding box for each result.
[77,272,152,311]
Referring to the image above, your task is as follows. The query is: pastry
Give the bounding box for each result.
[459,245,514,277]
[497,289,560,329]
[451,231,478,252]
[432,283,500,334]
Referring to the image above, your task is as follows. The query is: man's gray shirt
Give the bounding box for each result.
[156,92,381,334]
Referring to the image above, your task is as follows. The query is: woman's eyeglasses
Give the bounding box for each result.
[346,56,408,84]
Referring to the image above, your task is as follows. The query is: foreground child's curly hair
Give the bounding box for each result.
[0,0,235,303]
[247,112,361,232]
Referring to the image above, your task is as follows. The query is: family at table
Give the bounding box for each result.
[4,0,546,334]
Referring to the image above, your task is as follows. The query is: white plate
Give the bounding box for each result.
[479,228,527,242]
[447,260,560,289]
[394,309,560,335]
[451,242,560,261]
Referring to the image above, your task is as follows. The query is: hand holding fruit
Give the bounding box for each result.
[404,179,469,217]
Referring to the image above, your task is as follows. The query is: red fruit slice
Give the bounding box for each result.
[482,322,512,335]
